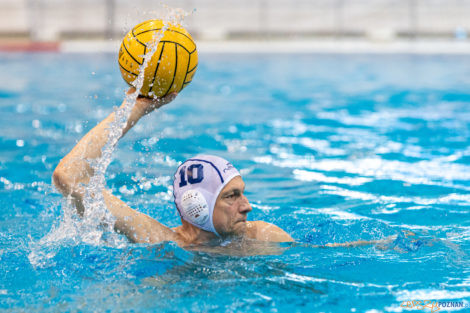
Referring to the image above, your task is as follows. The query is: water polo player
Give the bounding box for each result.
[52,89,294,246]
[53,89,397,249]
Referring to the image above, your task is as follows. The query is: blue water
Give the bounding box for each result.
[0,52,469,312]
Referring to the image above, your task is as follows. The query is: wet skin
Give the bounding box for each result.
[212,176,253,237]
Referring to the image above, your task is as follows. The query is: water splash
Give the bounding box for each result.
[29,7,189,268]
[80,18,171,244]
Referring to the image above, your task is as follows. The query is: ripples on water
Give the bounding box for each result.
[0,53,469,311]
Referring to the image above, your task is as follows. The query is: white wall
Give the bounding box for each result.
[0,0,469,40]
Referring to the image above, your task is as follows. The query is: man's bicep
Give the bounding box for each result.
[102,190,175,244]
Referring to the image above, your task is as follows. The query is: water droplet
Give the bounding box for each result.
[32,119,41,128]
[16,103,27,113]
[74,124,83,133]
[16,140,24,147]
[58,103,66,112]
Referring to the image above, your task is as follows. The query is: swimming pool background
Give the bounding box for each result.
[0,52,469,312]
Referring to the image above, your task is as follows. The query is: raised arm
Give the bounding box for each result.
[52,88,177,243]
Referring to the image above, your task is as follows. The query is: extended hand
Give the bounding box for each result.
[324,235,398,248]
[127,87,178,116]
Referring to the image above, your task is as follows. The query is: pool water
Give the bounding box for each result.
[0,52,469,312]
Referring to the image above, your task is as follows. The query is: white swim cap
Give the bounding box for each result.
[173,155,241,236]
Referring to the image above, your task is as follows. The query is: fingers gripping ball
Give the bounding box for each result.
[118,19,198,98]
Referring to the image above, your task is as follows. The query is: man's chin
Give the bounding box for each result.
[234,222,248,235]
[221,223,247,238]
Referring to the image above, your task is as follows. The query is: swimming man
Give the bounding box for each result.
[53,89,390,249]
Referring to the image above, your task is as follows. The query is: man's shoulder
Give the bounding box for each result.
[246,221,294,242]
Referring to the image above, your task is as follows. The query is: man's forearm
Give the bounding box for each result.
[324,235,397,248]
[53,99,146,194]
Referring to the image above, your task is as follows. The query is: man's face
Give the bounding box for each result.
[212,176,252,237]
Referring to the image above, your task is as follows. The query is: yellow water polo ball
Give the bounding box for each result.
[118,19,198,98]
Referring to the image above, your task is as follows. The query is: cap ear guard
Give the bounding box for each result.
[180,189,210,226]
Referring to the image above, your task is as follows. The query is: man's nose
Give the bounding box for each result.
[238,195,252,213]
